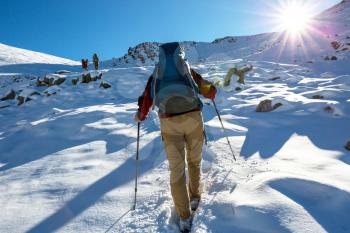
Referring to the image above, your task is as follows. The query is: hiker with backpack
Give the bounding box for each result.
[81,59,88,70]
[93,53,99,70]
[134,42,216,232]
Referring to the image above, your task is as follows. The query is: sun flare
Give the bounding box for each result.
[277,2,313,33]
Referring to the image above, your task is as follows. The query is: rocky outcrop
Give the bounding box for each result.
[36,75,65,87]
[54,78,66,85]
[256,99,283,112]
[0,90,16,101]
[72,78,79,85]
[312,95,324,99]
[81,73,92,83]
[91,73,102,81]
[99,82,111,89]
[324,106,335,114]
[269,76,281,81]
[331,41,341,50]
[82,72,102,83]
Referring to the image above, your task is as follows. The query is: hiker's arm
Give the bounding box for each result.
[136,76,154,121]
[191,69,217,100]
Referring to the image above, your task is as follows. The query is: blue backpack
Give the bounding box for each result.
[151,42,202,115]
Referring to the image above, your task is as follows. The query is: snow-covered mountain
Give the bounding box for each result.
[1,1,350,233]
[0,43,79,66]
[106,0,349,68]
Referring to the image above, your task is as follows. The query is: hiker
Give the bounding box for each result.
[81,59,88,70]
[134,42,216,232]
[223,65,253,86]
[93,53,99,70]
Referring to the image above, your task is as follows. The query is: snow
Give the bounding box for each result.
[1,1,350,232]
[0,43,79,66]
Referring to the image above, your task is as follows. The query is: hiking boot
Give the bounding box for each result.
[179,217,191,233]
[190,197,200,211]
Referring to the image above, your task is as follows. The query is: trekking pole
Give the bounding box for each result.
[133,122,140,210]
[212,100,237,161]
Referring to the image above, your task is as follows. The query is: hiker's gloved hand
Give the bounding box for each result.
[207,85,217,100]
[134,111,146,122]
[134,111,142,122]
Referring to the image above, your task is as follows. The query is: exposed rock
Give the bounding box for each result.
[29,91,41,97]
[331,56,338,60]
[99,82,111,89]
[331,41,341,50]
[312,95,324,99]
[324,106,334,114]
[256,99,282,112]
[324,56,330,60]
[256,100,273,112]
[53,78,66,85]
[269,76,281,81]
[235,87,242,91]
[91,73,103,81]
[17,96,26,105]
[273,103,283,110]
[81,73,92,83]
[72,78,79,85]
[36,78,48,87]
[43,77,55,86]
[1,90,16,101]
[345,140,350,151]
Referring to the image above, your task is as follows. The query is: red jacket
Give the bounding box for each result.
[137,69,216,121]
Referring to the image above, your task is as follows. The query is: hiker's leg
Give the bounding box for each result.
[184,111,204,199]
[161,120,191,220]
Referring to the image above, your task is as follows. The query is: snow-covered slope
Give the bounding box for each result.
[1,1,350,233]
[0,43,80,76]
[0,43,79,66]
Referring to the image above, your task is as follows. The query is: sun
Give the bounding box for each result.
[276,1,313,33]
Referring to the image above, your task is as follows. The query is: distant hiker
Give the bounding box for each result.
[224,65,253,86]
[135,42,217,232]
[81,59,88,70]
[93,53,99,70]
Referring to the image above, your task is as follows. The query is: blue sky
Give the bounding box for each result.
[0,0,341,61]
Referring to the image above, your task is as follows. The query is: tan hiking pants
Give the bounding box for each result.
[160,110,204,220]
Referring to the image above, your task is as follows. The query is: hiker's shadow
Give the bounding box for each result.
[26,136,164,233]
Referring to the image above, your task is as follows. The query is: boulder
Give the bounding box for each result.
[72,78,79,85]
[269,76,281,81]
[91,73,103,81]
[331,56,338,60]
[17,96,26,105]
[345,140,350,151]
[53,78,66,85]
[81,73,92,83]
[324,106,334,114]
[331,41,341,50]
[29,91,41,97]
[99,82,111,89]
[36,78,48,87]
[273,103,283,110]
[43,77,55,86]
[312,95,324,99]
[1,90,16,101]
[256,100,283,112]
